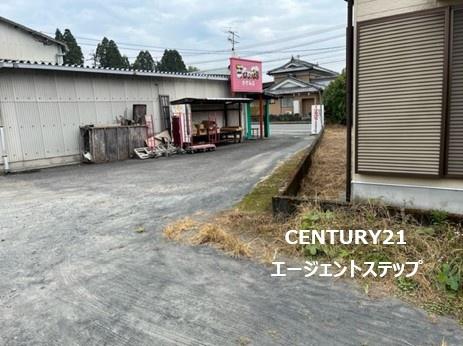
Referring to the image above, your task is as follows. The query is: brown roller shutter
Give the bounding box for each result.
[447,8,463,176]
[356,9,447,176]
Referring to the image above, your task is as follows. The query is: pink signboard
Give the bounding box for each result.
[230,57,262,93]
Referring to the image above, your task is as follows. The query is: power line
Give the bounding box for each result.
[180,45,346,57]
[200,53,345,73]
[237,24,344,49]
[188,33,344,65]
[45,24,344,57]
[46,32,232,53]
[78,40,344,59]
[121,46,345,61]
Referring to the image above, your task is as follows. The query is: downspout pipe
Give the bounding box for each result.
[345,0,354,202]
[0,62,9,174]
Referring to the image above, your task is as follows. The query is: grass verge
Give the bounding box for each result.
[299,126,346,200]
[237,148,307,213]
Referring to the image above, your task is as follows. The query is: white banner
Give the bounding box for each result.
[311,105,324,135]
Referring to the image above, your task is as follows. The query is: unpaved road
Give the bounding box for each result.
[0,131,462,345]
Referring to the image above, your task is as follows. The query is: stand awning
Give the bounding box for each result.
[170,97,253,105]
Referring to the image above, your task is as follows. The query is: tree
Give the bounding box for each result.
[62,29,84,65]
[132,50,155,71]
[187,65,199,72]
[157,49,187,72]
[94,37,129,68]
[94,37,109,67]
[55,29,63,42]
[323,70,346,124]
[122,55,130,69]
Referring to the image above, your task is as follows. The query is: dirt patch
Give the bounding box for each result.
[299,125,346,200]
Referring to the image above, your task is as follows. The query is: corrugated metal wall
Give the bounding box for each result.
[447,8,463,175]
[0,21,63,64]
[356,9,446,175]
[0,69,229,170]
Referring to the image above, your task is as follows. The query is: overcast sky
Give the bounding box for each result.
[0,0,346,79]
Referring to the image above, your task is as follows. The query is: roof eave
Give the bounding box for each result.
[0,60,230,81]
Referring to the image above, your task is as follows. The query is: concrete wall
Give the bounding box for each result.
[0,69,230,171]
[0,21,64,64]
[352,0,463,213]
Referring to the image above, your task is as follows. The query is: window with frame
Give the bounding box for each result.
[281,97,293,108]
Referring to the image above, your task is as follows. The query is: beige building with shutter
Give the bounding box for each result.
[351,0,463,214]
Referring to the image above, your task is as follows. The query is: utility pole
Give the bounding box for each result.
[227,29,240,56]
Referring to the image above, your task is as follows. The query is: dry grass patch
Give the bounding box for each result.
[163,210,302,263]
[163,217,198,241]
[299,125,346,200]
[163,216,252,258]
[190,224,251,257]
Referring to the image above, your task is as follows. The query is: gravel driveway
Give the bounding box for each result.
[0,130,462,345]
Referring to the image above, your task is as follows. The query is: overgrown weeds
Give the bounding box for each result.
[295,203,463,322]
[164,217,251,258]
[299,126,346,201]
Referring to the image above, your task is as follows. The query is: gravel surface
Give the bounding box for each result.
[0,129,462,345]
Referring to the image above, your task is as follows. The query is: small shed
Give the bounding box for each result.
[170,97,252,148]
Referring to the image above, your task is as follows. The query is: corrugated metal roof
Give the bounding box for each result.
[0,59,230,81]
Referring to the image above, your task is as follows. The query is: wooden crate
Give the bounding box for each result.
[80,125,147,163]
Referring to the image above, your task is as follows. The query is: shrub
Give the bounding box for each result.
[269,113,303,122]
[323,70,346,124]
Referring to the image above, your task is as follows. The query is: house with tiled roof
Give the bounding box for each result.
[264,57,338,117]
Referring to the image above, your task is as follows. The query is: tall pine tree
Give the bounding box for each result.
[63,29,84,65]
[132,50,155,71]
[157,49,187,72]
[94,37,129,68]
[55,29,63,42]
[55,28,84,65]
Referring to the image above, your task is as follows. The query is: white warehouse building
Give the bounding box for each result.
[0,16,242,173]
[0,61,232,172]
